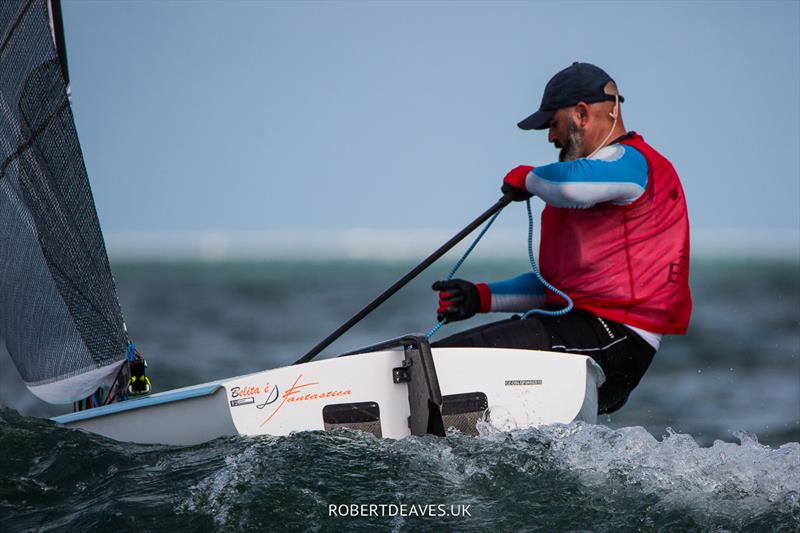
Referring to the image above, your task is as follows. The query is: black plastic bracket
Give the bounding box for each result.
[339,334,445,436]
[392,359,411,383]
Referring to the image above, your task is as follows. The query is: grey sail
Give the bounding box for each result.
[0,0,128,403]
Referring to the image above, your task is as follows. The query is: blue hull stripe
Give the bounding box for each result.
[51,383,223,425]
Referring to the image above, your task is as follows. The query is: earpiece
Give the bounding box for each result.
[609,93,619,119]
[588,93,621,159]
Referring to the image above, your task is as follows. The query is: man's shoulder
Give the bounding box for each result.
[594,143,648,172]
[620,132,674,164]
[621,133,686,189]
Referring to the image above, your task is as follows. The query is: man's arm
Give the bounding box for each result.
[486,272,546,313]
[433,272,546,322]
[525,144,648,208]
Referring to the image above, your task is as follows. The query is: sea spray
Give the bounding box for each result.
[1,407,798,531]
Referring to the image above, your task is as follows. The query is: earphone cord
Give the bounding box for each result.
[586,93,620,159]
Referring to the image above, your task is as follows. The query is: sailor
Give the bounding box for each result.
[432,62,691,414]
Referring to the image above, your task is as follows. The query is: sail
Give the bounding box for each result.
[0,0,128,403]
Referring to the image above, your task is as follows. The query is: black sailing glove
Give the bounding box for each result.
[432,279,490,323]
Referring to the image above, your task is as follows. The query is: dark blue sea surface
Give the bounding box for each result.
[1,258,799,531]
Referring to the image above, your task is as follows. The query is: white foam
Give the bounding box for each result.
[532,423,800,515]
[177,424,799,527]
[182,438,273,525]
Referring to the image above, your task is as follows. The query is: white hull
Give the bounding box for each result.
[53,339,604,445]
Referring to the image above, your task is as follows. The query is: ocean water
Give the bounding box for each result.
[1,257,799,531]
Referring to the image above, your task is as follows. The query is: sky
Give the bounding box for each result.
[60,1,800,258]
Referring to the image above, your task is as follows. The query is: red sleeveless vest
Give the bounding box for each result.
[539,132,691,334]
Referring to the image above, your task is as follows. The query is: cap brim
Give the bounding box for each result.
[517,109,554,130]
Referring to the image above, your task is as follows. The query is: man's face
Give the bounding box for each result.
[548,108,584,162]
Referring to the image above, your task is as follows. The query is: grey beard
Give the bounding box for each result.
[559,119,584,162]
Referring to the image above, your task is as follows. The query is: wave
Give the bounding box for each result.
[1,407,797,531]
[182,421,800,531]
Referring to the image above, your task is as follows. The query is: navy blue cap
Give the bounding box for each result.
[517,62,624,130]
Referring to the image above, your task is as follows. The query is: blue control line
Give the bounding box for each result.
[427,199,573,338]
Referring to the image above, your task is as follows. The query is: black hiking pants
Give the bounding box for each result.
[431,308,656,414]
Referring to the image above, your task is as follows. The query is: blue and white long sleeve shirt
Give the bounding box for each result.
[524,144,648,208]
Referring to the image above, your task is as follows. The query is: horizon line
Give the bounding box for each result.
[103,228,800,261]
